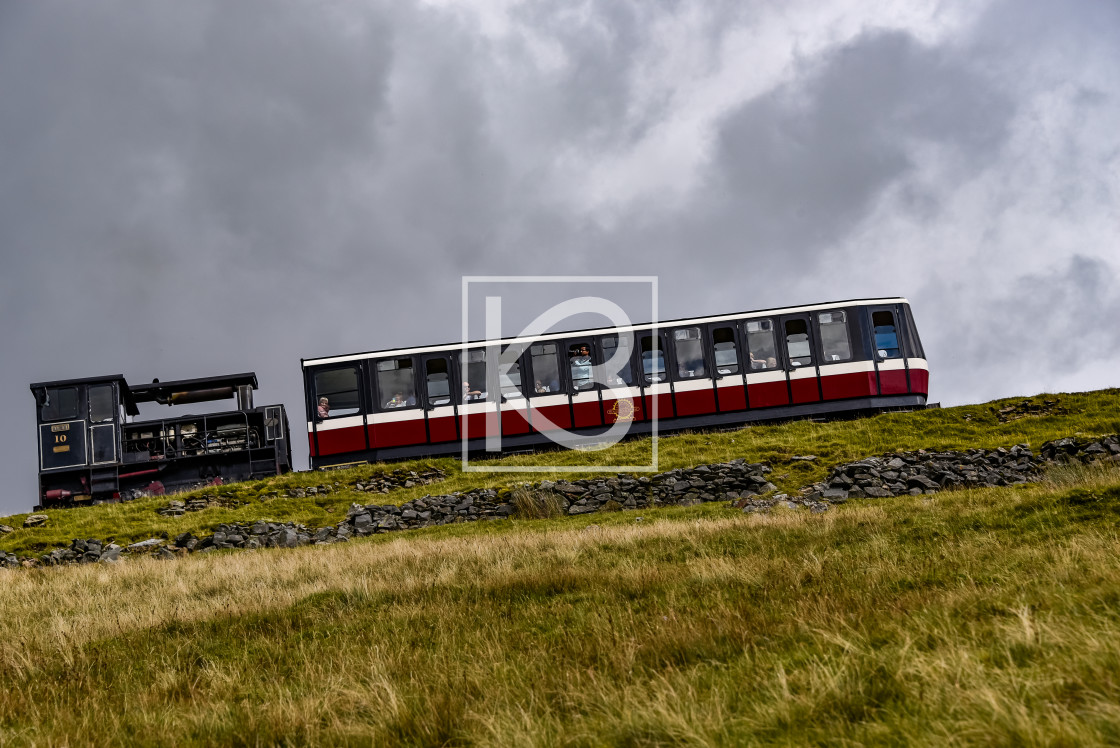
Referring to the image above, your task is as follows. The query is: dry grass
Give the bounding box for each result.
[3,462,1120,745]
[510,485,566,519]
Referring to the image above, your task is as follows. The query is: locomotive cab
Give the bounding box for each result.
[31,375,137,506]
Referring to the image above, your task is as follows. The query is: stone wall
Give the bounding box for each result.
[2,435,1117,570]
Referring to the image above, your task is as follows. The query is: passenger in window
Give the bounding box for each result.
[570,345,592,389]
[767,357,777,369]
[463,381,482,401]
[386,392,407,409]
[749,352,765,370]
[317,397,330,421]
[534,380,549,394]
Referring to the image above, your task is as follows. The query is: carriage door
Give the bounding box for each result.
[869,306,908,395]
[600,333,643,425]
[639,332,674,421]
[743,319,788,408]
[710,324,746,412]
[87,383,119,464]
[527,342,571,432]
[670,327,717,417]
[781,314,821,404]
[421,355,458,443]
[498,344,532,437]
[566,338,604,429]
[458,348,499,444]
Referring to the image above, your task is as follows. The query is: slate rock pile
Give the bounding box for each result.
[171,521,326,553]
[1039,435,1120,463]
[992,398,1068,423]
[333,459,776,537]
[777,435,1120,510]
[350,467,445,494]
[35,538,124,566]
[283,468,445,499]
[157,496,220,517]
[784,444,1040,508]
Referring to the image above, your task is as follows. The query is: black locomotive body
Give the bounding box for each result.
[30,372,291,509]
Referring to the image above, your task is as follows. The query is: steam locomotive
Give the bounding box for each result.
[31,373,291,509]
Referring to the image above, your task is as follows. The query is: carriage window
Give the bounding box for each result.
[818,311,851,362]
[89,384,116,422]
[568,341,594,391]
[905,309,925,359]
[640,335,666,383]
[41,387,79,422]
[460,349,488,402]
[600,334,634,386]
[673,327,707,378]
[712,327,739,374]
[872,311,901,359]
[785,319,813,367]
[501,348,525,399]
[314,367,361,419]
[425,359,451,406]
[375,358,417,410]
[530,343,561,395]
[745,320,778,370]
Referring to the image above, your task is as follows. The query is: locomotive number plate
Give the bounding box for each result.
[51,424,70,432]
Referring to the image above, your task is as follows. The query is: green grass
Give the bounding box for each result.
[3,389,1118,557]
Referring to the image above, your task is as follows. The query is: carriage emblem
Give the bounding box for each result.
[608,398,637,423]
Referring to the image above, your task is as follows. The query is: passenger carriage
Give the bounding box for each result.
[302,297,929,468]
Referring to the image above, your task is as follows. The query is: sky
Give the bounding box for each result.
[1,0,1118,515]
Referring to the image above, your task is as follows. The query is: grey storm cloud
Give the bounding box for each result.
[709,30,1013,254]
[1,0,1117,514]
[928,255,1120,401]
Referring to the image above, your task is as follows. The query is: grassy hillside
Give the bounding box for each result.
[2,389,1118,556]
[1,390,1119,745]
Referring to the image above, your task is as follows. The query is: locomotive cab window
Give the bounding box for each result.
[712,327,739,374]
[673,327,707,379]
[784,319,813,367]
[425,359,451,406]
[745,320,779,370]
[568,341,594,391]
[872,311,902,358]
[376,358,417,410]
[640,335,665,384]
[89,384,116,423]
[41,387,79,422]
[530,343,561,394]
[313,367,361,419]
[600,334,634,386]
[818,311,851,362]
